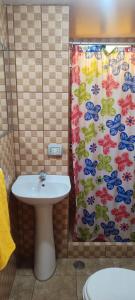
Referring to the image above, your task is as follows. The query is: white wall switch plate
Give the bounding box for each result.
[48,144,63,156]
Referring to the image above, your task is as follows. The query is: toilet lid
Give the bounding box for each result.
[84,268,135,300]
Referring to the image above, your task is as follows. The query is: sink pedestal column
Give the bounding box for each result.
[34,205,56,280]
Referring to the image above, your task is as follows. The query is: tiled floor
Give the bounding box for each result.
[9,258,135,300]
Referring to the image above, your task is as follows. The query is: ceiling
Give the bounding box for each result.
[3,0,72,4]
[2,0,134,6]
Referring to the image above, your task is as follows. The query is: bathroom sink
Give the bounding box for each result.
[12,174,71,205]
[12,174,71,281]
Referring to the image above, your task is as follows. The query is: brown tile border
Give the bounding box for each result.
[68,241,135,258]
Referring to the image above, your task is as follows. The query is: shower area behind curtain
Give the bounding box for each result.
[71,44,135,242]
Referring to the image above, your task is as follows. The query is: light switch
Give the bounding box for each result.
[48,144,63,156]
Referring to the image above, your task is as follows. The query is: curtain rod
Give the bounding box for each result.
[69,41,135,45]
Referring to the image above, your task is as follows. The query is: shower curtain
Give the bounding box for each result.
[71,44,135,242]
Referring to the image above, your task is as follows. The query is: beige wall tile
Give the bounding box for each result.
[0,50,6,92]
[18,92,43,131]
[3,50,11,92]
[7,6,15,50]
[9,51,17,92]
[0,132,15,189]
[12,92,19,131]
[43,51,69,93]
[19,130,44,166]
[43,93,68,131]
[14,6,41,50]
[0,91,8,132]
[20,165,45,175]
[45,165,68,175]
[42,6,69,51]
[6,92,13,130]
[13,130,20,167]
[0,4,8,49]
[16,51,42,92]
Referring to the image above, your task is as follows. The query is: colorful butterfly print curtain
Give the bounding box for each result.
[71,45,135,242]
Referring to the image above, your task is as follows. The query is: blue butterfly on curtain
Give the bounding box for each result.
[85,45,105,59]
[114,235,130,243]
[106,114,125,136]
[101,221,119,237]
[84,101,101,122]
[115,186,133,204]
[104,170,122,190]
[104,50,129,76]
[82,209,96,226]
[122,72,135,93]
[84,159,98,176]
[118,132,135,151]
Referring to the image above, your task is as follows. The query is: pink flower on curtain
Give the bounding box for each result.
[72,127,80,144]
[71,104,83,126]
[118,94,135,116]
[71,65,80,84]
[98,134,117,154]
[102,74,119,96]
[111,205,130,222]
[122,172,132,182]
[126,116,135,126]
[96,188,113,204]
[115,152,133,171]
[120,223,129,231]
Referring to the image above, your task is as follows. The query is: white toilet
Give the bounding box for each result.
[83,268,135,300]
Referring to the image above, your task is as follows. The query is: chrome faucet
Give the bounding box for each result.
[39,171,47,182]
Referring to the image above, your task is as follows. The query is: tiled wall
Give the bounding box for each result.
[0,4,8,135]
[7,5,69,175]
[0,3,16,299]
[0,132,15,187]
[0,3,8,48]
[7,5,69,260]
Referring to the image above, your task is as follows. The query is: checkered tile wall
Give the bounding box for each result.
[42,6,69,51]
[0,5,16,297]
[7,5,69,260]
[0,4,8,49]
[14,6,41,51]
[0,132,15,189]
[7,5,69,176]
[0,50,9,134]
[0,132,16,298]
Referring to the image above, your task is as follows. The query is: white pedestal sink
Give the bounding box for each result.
[12,175,71,281]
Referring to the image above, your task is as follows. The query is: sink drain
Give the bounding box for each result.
[73,260,85,270]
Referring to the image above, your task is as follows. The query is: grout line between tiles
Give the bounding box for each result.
[30,277,36,300]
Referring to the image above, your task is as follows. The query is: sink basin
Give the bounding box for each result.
[12,174,71,281]
[12,174,71,205]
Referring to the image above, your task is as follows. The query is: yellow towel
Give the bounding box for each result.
[0,169,15,271]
